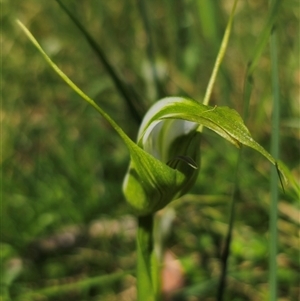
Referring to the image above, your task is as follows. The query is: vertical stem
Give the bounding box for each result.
[216,150,242,301]
[55,0,143,123]
[202,0,238,106]
[269,15,280,301]
[199,0,238,132]
[137,0,162,100]
[137,214,159,301]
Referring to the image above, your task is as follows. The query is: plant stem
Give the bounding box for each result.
[137,214,159,301]
[269,9,280,300]
[202,0,238,106]
[55,0,144,123]
[216,150,242,301]
[138,0,163,100]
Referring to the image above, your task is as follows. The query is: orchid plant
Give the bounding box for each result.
[17,1,285,299]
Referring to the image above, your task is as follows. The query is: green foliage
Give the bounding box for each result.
[17,20,285,220]
[2,0,299,300]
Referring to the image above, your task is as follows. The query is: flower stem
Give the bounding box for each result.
[137,214,160,301]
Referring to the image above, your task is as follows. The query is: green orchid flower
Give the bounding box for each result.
[123,96,286,216]
[123,98,202,216]
[16,20,286,218]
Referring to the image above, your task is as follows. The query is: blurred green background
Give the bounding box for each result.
[2,0,299,300]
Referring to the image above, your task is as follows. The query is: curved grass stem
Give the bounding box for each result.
[16,20,138,154]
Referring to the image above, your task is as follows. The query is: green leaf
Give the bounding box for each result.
[138,97,286,179]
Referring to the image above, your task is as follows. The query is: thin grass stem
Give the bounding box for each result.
[202,0,238,107]
[269,7,280,300]
[137,0,162,100]
[216,150,242,301]
[55,0,144,123]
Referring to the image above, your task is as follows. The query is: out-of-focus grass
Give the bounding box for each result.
[2,0,299,300]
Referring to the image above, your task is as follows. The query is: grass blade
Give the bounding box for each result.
[216,151,242,301]
[269,3,281,299]
[246,0,280,77]
[55,0,145,123]
[215,1,279,298]
[202,0,238,107]
[241,1,281,300]
[243,0,280,115]
[137,0,163,99]
[15,270,132,300]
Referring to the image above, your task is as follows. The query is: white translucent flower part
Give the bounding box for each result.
[140,118,198,163]
[121,98,202,216]
[137,97,200,167]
